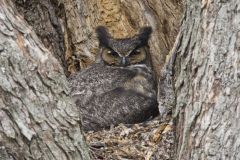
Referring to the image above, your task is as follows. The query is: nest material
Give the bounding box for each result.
[86,118,175,160]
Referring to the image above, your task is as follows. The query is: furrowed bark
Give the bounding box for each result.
[0,1,91,159]
[13,0,67,75]
[174,0,240,159]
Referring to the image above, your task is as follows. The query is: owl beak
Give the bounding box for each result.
[121,57,127,66]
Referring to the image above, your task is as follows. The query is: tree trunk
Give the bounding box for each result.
[0,1,90,159]
[173,0,240,159]
[13,0,67,75]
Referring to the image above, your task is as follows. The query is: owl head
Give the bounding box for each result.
[96,26,152,67]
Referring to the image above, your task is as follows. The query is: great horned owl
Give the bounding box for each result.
[69,26,158,131]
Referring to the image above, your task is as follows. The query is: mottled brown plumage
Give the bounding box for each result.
[69,26,158,131]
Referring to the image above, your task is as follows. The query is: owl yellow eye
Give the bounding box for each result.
[108,50,118,57]
[130,49,141,56]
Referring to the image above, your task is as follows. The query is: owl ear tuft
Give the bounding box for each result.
[138,26,152,45]
[96,26,111,47]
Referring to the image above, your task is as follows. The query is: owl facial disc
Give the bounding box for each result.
[96,26,152,67]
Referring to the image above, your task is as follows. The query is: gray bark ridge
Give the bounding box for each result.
[174,0,240,159]
[0,1,90,160]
